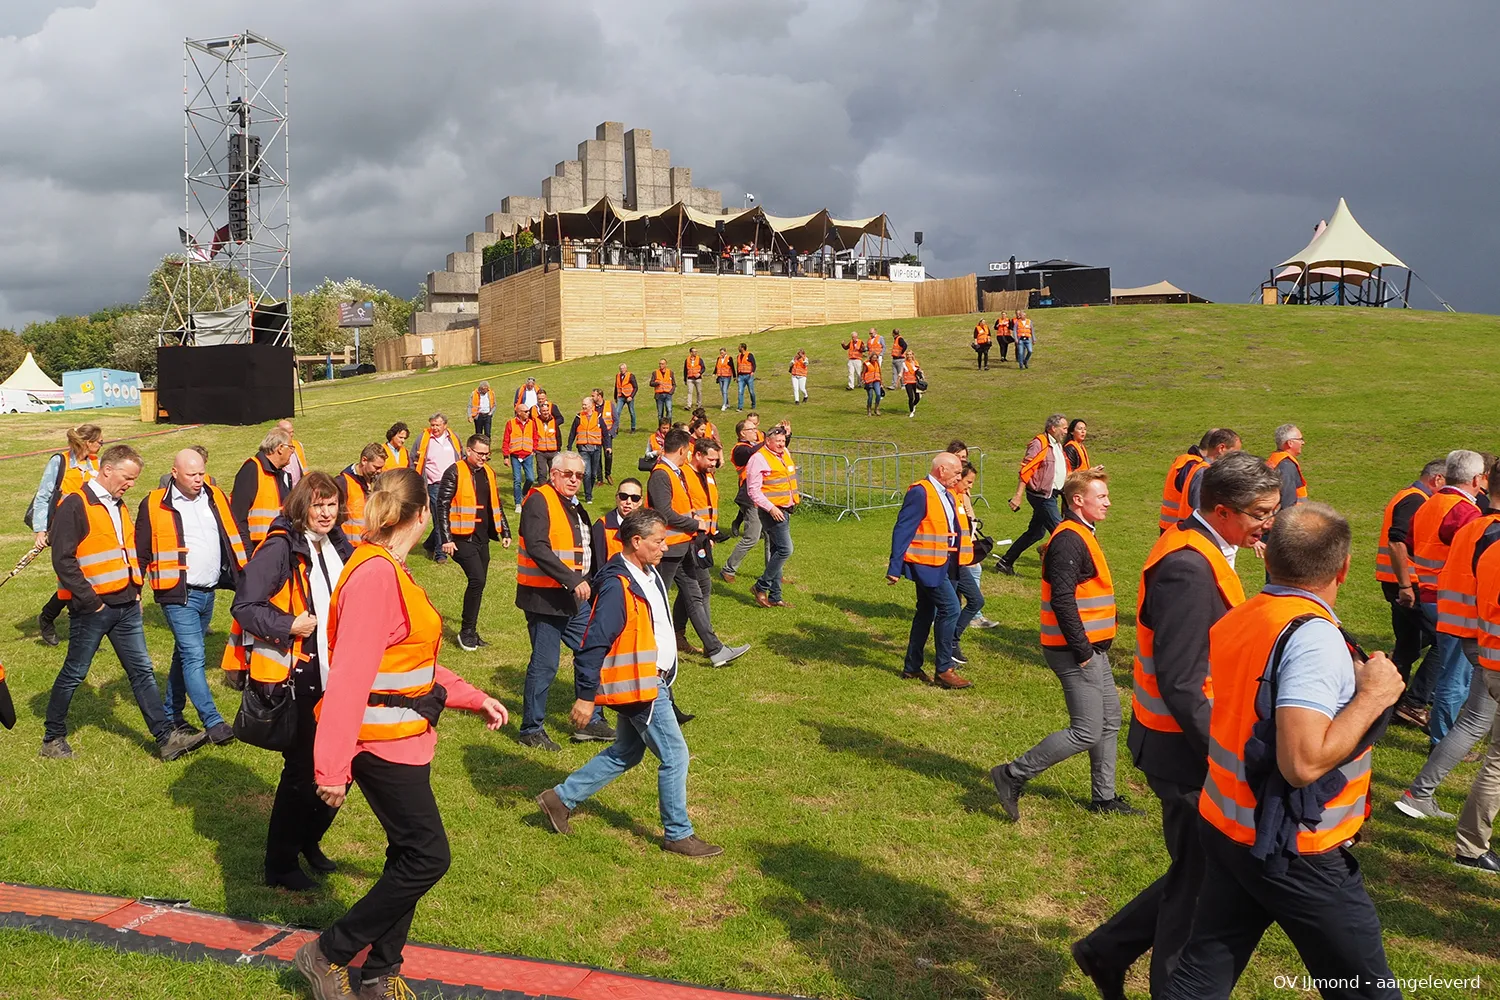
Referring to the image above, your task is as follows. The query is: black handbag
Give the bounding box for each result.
[233,679,297,751]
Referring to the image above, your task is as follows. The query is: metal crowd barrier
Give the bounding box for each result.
[790,442,991,521]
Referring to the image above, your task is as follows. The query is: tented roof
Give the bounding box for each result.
[1,352,62,393]
[1110,280,1209,302]
[1278,198,1405,272]
[524,198,890,254]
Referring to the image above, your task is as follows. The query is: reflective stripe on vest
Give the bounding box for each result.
[686,355,704,378]
[1266,451,1308,500]
[1436,514,1500,638]
[243,458,283,547]
[1131,525,1246,732]
[533,411,560,452]
[846,339,865,359]
[340,472,368,543]
[1375,485,1428,584]
[1476,542,1500,671]
[592,567,662,707]
[1159,453,1203,533]
[1065,441,1091,474]
[737,352,753,374]
[1017,434,1050,486]
[616,372,635,398]
[516,484,584,589]
[956,499,976,567]
[384,443,409,469]
[575,411,603,447]
[684,467,719,536]
[760,448,799,508]
[451,460,505,538]
[144,484,247,592]
[791,358,808,376]
[902,480,956,567]
[650,462,695,547]
[1039,520,1116,647]
[505,417,536,456]
[76,494,143,596]
[1410,490,1474,593]
[715,356,733,377]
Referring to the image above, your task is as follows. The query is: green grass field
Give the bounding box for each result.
[1,303,1498,999]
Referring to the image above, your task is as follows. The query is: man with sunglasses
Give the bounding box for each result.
[1072,452,1282,999]
[439,434,512,651]
[593,478,644,573]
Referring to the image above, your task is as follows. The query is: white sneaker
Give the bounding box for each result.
[972,615,1000,629]
[908,410,916,418]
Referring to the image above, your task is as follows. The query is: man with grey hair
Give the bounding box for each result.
[412,412,463,563]
[470,379,496,438]
[275,419,308,488]
[1267,423,1307,511]
[887,452,970,688]
[230,426,293,549]
[996,413,1068,575]
[1379,459,1448,730]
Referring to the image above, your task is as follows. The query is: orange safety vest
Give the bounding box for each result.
[504,416,537,457]
[1040,519,1117,648]
[239,455,285,548]
[1375,484,1429,584]
[1435,513,1500,639]
[451,460,506,538]
[615,372,636,399]
[74,491,144,597]
[955,495,976,567]
[845,338,865,359]
[869,334,884,355]
[1065,440,1091,474]
[143,484,247,593]
[861,360,882,385]
[684,466,719,536]
[600,403,615,435]
[324,543,441,741]
[516,484,584,589]
[469,388,494,420]
[1159,453,1205,533]
[592,563,662,707]
[1131,524,1245,732]
[1174,459,1210,522]
[747,428,766,446]
[653,367,675,393]
[599,511,624,562]
[533,408,560,452]
[891,338,906,359]
[413,428,462,475]
[715,355,733,378]
[384,442,410,470]
[1267,451,1308,500]
[338,471,369,543]
[1015,318,1033,340]
[291,439,308,472]
[650,462,696,547]
[224,527,311,683]
[974,322,990,345]
[737,351,754,374]
[901,479,957,567]
[790,356,808,377]
[702,421,719,441]
[1410,489,1475,594]
[901,354,919,385]
[50,453,99,602]
[1474,541,1500,671]
[760,448,799,508]
[575,410,603,447]
[685,354,704,378]
[1200,592,1370,854]
[1017,433,1051,486]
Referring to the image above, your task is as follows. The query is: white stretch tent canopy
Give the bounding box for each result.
[1110,280,1209,303]
[0,352,63,401]
[1278,198,1405,273]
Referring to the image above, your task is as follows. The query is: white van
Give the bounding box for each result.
[0,389,54,413]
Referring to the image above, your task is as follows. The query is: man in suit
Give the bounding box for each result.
[887,452,971,690]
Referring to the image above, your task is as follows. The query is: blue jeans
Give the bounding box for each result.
[737,374,757,409]
[422,482,448,561]
[956,563,985,633]
[522,605,605,736]
[163,588,224,729]
[718,377,733,408]
[1003,491,1062,567]
[655,393,673,424]
[754,509,793,602]
[613,396,636,432]
[905,575,960,676]
[1428,623,1476,746]
[865,383,882,409]
[555,684,693,841]
[578,446,601,502]
[1016,338,1034,368]
[508,454,535,508]
[45,601,170,744]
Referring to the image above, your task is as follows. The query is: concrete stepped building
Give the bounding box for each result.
[410,121,723,336]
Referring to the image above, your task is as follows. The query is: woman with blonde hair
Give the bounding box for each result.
[295,468,508,1000]
[33,423,103,646]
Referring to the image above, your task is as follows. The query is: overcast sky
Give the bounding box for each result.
[1,0,1495,328]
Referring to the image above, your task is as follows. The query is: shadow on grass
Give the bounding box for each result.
[27,676,157,753]
[753,840,1074,1000]
[764,620,907,676]
[461,743,661,844]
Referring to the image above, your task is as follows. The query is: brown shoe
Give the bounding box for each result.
[1394,703,1430,729]
[752,589,773,609]
[663,834,724,858]
[901,669,932,684]
[356,972,417,999]
[536,788,573,835]
[719,568,736,583]
[934,669,973,690]
[293,939,356,998]
[675,633,703,656]
[770,599,794,608]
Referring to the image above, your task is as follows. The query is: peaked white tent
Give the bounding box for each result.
[1264,198,1448,308]
[1278,198,1405,274]
[0,353,63,402]
[1111,280,1210,304]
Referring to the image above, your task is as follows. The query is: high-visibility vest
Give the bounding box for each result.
[685,354,704,378]
[1131,524,1245,732]
[1040,520,1117,648]
[51,454,99,603]
[1375,484,1429,584]
[1065,440,1091,474]
[575,410,603,447]
[1200,592,1370,854]
[74,492,144,597]
[1160,453,1204,533]
[790,356,808,377]
[654,368,675,393]
[516,484,584,589]
[591,564,661,707]
[413,428,462,475]
[513,384,541,406]
[1267,451,1308,500]
[650,462,695,547]
[615,372,636,398]
[291,439,308,472]
[504,416,536,457]
[1473,541,1500,671]
[469,388,493,420]
[715,355,733,378]
[900,480,955,567]
[600,403,615,435]
[143,484,247,593]
[737,351,754,374]
[1410,489,1476,593]
[1174,459,1209,522]
[599,511,624,561]
[748,428,766,445]
[869,334,884,355]
[1017,433,1051,486]
[384,442,410,469]
[451,460,505,538]
[901,354,920,385]
[338,470,369,543]
[861,360,882,385]
[224,527,311,683]
[955,496,976,567]
[702,421,718,441]
[845,338,865,359]
[1435,514,1500,638]
[324,543,440,741]
[760,448,799,508]
[533,409,560,452]
[685,466,719,536]
[892,339,906,359]
[1015,318,1033,340]
[974,322,990,345]
[239,456,285,548]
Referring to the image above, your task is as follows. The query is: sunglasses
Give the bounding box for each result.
[556,470,585,480]
[617,492,642,501]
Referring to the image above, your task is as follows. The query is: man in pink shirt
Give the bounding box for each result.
[744,422,798,608]
[415,414,460,564]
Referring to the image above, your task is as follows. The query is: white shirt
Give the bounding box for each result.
[1191,510,1240,570]
[926,474,958,543]
[478,391,493,415]
[305,531,345,673]
[169,484,223,587]
[1050,438,1067,492]
[520,387,538,410]
[623,557,677,684]
[285,445,305,488]
[86,479,124,545]
[570,498,593,577]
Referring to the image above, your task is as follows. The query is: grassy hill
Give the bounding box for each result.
[0,303,1497,999]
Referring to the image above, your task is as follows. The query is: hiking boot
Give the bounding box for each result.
[517,730,562,752]
[38,613,59,646]
[174,721,203,736]
[572,719,616,742]
[663,835,723,858]
[991,763,1025,821]
[536,788,574,834]
[39,737,74,759]
[1393,791,1455,821]
[709,643,751,668]
[1088,796,1145,817]
[293,939,356,998]
[206,722,236,745]
[357,972,419,999]
[159,727,209,762]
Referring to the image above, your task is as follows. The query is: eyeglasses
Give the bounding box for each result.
[617,492,642,501]
[471,451,491,460]
[556,470,585,480]
[1233,506,1279,525]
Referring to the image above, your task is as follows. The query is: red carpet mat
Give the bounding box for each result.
[0,882,801,999]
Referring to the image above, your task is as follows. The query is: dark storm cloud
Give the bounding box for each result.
[1,0,1496,327]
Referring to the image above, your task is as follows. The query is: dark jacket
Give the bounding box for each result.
[887,479,960,586]
[229,453,289,545]
[533,406,563,453]
[1127,517,1233,787]
[515,487,593,617]
[231,515,354,654]
[52,487,140,613]
[1275,455,1304,511]
[612,373,638,400]
[436,461,512,543]
[647,461,700,559]
[135,483,245,605]
[1041,513,1112,662]
[573,554,675,705]
[591,509,621,582]
[567,412,605,450]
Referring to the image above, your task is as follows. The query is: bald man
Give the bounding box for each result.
[887,453,972,689]
[277,419,308,487]
[136,448,249,744]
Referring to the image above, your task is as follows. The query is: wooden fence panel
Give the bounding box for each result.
[980,289,1031,314]
[913,273,977,316]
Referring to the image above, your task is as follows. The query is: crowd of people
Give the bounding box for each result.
[7,326,1487,998]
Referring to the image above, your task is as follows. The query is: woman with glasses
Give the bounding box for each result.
[592,477,643,574]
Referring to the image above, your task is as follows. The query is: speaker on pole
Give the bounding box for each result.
[914,231,923,247]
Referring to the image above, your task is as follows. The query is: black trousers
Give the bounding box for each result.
[666,554,722,656]
[906,384,920,413]
[1003,491,1061,567]
[975,345,989,369]
[451,533,489,634]
[1080,775,1204,993]
[319,754,450,980]
[997,335,1012,360]
[1384,582,1439,703]
[603,445,614,482]
[1160,820,1398,999]
[264,665,340,875]
[39,591,66,625]
[473,413,492,439]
